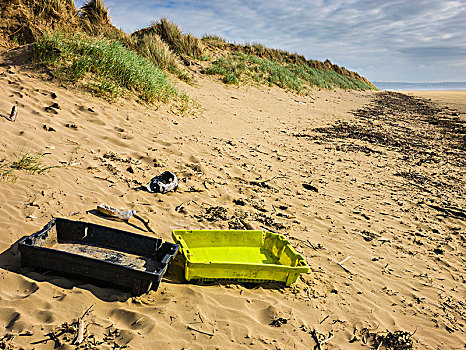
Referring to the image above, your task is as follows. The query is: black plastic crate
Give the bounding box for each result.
[18,218,178,294]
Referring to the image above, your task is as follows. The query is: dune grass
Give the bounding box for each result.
[134,32,191,82]
[150,18,205,59]
[31,32,180,102]
[78,0,110,26]
[206,51,375,92]
[0,151,57,182]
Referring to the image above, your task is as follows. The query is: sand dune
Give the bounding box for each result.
[0,50,465,349]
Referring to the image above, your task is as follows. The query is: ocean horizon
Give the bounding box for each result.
[373,81,466,91]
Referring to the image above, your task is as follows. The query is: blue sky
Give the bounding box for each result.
[76,0,466,82]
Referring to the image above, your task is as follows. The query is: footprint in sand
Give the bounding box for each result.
[109,308,155,339]
[1,309,21,331]
[35,310,55,324]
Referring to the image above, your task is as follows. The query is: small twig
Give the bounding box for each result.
[310,329,323,350]
[250,147,269,155]
[94,176,115,184]
[81,305,95,320]
[338,256,351,265]
[300,240,314,249]
[320,331,335,345]
[307,239,317,250]
[260,225,277,233]
[239,218,254,230]
[337,256,352,274]
[197,312,204,324]
[131,317,143,327]
[358,232,373,241]
[186,325,214,337]
[319,315,329,324]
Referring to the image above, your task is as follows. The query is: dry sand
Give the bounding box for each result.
[0,50,465,349]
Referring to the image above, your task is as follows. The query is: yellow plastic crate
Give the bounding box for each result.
[172,229,309,286]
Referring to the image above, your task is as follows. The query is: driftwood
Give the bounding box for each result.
[73,305,94,345]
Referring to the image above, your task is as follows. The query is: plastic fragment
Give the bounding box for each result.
[146,171,178,194]
[97,203,135,221]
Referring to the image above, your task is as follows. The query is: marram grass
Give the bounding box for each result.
[0,150,57,182]
[31,32,180,103]
[206,51,376,92]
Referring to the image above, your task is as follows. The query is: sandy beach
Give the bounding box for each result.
[0,51,465,350]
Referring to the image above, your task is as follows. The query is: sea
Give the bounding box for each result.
[372,82,466,91]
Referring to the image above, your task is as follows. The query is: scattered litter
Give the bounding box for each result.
[97,203,135,221]
[146,171,178,193]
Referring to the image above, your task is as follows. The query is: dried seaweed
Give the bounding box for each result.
[361,328,414,350]
[296,92,466,167]
[204,206,229,221]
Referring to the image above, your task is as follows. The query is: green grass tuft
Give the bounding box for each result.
[31,32,180,103]
[206,51,376,92]
[0,150,57,182]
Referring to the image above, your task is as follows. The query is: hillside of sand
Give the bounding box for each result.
[0,47,465,349]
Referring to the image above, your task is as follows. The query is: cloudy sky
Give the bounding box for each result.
[76,0,466,82]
